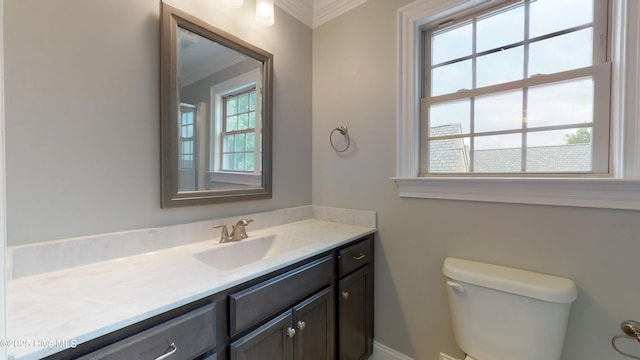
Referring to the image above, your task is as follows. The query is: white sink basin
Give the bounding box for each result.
[194,234,313,270]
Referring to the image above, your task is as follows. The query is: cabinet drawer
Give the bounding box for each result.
[339,237,371,277]
[77,303,216,360]
[229,255,334,336]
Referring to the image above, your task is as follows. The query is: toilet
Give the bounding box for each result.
[442,257,578,360]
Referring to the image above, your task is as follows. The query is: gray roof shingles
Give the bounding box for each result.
[429,124,592,173]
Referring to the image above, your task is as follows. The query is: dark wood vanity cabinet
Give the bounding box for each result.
[227,235,374,360]
[45,235,373,360]
[338,237,374,360]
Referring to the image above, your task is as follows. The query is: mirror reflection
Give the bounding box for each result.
[177,28,263,192]
[160,3,273,207]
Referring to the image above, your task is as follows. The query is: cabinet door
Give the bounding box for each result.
[292,286,335,360]
[230,311,294,360]
[339,266,373,360]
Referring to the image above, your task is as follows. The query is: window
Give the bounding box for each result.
[221,87,261,172]
[395,0,640,210]
[421,0,610,175]
[179,103,196,170]
[210,68,263,185]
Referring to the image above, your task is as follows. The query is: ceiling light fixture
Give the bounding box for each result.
[255,0,275,26]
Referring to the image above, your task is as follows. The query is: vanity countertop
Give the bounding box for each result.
[6,219,375,360]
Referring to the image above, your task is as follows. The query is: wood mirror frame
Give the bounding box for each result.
[160,3,273,208]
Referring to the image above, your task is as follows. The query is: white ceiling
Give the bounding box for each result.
[276,0,368,28]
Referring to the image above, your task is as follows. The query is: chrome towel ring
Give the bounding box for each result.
[612,320,640,359]
[330,126,350,152]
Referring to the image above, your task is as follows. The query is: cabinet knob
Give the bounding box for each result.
[286,327,296,338]
[342,291,349,300]
[297,320,306,331]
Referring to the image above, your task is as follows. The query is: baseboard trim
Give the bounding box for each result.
[370,341,415,360]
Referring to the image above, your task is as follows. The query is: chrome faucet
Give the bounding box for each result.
[230,218,253,240]
[213,218,253,243]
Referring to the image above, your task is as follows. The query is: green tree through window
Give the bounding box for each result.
[564,128,591,144]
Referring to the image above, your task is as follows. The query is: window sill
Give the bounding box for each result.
[209,171,261,186]
[391,176,640,210]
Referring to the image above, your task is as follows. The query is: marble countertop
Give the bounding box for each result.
[6,219,375,360]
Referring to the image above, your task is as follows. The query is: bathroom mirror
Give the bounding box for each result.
[160,3,273,207]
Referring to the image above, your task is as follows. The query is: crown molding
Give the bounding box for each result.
[276,0,313,27]
[313,0,368,28]
[276,0,368,28]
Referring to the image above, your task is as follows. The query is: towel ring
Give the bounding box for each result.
[330,126,350,152]
[612,334,640,359]
[612,320,640,359]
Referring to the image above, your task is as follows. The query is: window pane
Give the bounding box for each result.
[529,29,593,76]
[246,153,255,171]
[246,133,255,151]
[431,59,472,96]
[476,46,524,87]
[227,97,237,115]
[234,134,245,152]
[476,4,524,52]
[224,135,234,152]
[429,99,470,135]
[530,0,594,38]
[475,133,521,150]
[249,112,256,128]
[238,113,249,130]
[182,141,193,154]
[474,134,522,173]
[227,115,238,131]
[180,155,193,169]
[428,137,470,173]
[475,90,522,133]
[527,78,593,128]
[432,23,472,64]
[223,154,232,169]
[249,91,256,111]
[181,123,193,138]
[235,153,245,170]
[181,112,193,126]
[238,93,249,113]
[526,129,592,172]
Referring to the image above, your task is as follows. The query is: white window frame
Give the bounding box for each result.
[210,68,262,187]
[393,0,640,210]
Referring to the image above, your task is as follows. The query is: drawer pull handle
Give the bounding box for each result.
[287,327,296,338]
[155,343,177,360]
[353,253,366,260]
[342,291,349,300]
[297,320,306,331]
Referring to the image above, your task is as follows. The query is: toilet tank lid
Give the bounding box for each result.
[443,257,577,303]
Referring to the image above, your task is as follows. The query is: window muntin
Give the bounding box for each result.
[421,0,609,175]
[221,87,260,172]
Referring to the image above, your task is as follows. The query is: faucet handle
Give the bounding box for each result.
[213,224,230,243]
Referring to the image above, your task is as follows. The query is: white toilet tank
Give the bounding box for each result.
[443,257,577,360]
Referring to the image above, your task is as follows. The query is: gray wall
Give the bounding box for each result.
[4,0,312,246]
[6,0,640,359]
[313,1,640,359]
